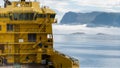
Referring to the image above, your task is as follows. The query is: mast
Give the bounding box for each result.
[4,0,11,8]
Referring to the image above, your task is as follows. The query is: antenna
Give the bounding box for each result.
[4,0,11,8]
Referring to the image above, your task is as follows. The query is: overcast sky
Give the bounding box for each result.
[1,0,120,21]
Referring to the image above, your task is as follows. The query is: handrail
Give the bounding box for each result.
[0,40,52,44]
[13,28,42,32]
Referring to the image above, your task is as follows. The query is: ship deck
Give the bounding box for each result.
[0,64,47,68]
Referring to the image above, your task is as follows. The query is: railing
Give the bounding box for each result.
[0,40,53,45]
[0,40,35,44]
[14,28,43,32]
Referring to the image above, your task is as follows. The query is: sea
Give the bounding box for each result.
[53,24,120,68]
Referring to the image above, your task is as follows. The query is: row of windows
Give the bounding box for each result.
[13,13,34,20]
[37,14,55,18]
[0,14,9,18]
[0,13,56,20]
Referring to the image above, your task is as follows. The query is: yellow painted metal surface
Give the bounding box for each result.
[0,0,79,68]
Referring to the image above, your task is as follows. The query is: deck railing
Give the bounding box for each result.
[14,28,43,32]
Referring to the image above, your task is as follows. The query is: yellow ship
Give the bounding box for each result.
[0,0,79,68]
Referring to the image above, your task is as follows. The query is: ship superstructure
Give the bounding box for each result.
[0,0,79,68]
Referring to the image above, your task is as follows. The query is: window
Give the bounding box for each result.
[50,14,55,18]
[7,24,13,31]
[28,34,36,42]
[13,13,34,20]
[37,14,46,18]
[0,25,1,31]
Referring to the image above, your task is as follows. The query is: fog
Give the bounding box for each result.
[52,24,120,35]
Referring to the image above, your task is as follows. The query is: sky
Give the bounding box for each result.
[1,0,120,21]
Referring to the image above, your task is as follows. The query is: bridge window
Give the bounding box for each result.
[50,14,55,18]
[28,34,36,42]
[13,13,34,20]
[7,24,13,31]
[37,14,46,18]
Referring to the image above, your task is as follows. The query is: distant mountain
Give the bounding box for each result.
[96,33,108,35]
[71,32,86,35]
[60,11,120,27]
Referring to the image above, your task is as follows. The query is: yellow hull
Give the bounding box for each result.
[0,50,79,68]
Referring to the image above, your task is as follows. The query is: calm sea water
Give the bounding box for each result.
[53,34,120,68]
